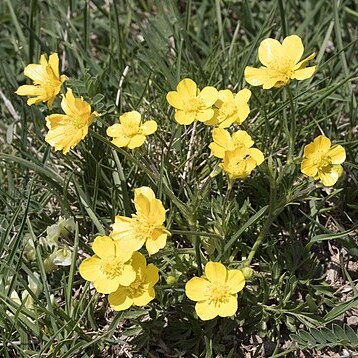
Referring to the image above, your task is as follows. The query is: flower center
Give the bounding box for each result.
[316,154,332,170]
[127,280,146,297]
[123,122,141,136]
[73,116,87,129]
[208,282,230,306]
[101,258,124,279]
[184,97,205,113]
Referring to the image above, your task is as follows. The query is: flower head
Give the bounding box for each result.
[16,53,68,108]
[301,135,345,186]
[108,251,159,311]
[106,111,157,149]
[221,147,264,180]
[79,236,136,294]
[45,88,98,154]
[185,261,245,320]
[209,128,255,159]
[111,187,170,255]
[245,35,316,89]
[208,89,251,128]
[166,78,218,125]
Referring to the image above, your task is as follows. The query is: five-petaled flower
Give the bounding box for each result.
[245,35,316,89]
[79,236,136,294]
[111,187,170,255]
[45,88,98,154]
[109,252,159,311]
[207,89,251,128]
[16,53,68,108]
[106,111,157,149]
[209,128,255,159]
[185,261,245,320]
[166,78,218,125]
[301,135,346,186]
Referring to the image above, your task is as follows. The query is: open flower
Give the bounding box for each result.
[221,147,264,180]
[166,78,218,125]
[45,88,98,154]
[208,89,251,128]
[112,187,170,255]
[106,111,157,149]
[301,135,346,186]
[79,236,136,294]
[245,35,316,89]
[185,262,245,320]
[209,128,255,159]
[16,53,68,108]
[109,252,159,311]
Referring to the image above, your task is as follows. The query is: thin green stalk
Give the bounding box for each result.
[194,235,203,276]
[286,86,296,163]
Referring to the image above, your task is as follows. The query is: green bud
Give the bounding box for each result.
[241,267,254,280]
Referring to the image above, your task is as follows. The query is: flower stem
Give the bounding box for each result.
[286,86,296,163]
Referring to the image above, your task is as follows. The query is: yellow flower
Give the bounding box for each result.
[45,88,98,154]
[166,78,218,125]
[245,35,316,89]
[207,89,251,128]
[79,236,136,294]
[185,261,245,320]
[15,53,68,108]
[112,187,170,255]
[301,135,346,186]
[209,128,254,159]
[108,252,159,311]
[221,146,264,180]
[106,111,157,149]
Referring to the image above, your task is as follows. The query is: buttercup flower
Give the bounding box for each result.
[106,111,157,149]
[109,252,159,311]
[79,236,136,294]
[221,147,264,180]
[245,35,316,89]
[112,187,170,255]
[16,53,68,108]
[45,88,98,154]
[166,78,218,125]
[185,261,245,320]
[209,128,254,159]
[301,135,346,186]
[207,89,251,128]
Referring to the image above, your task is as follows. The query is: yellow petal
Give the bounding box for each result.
[327,145,346,164]
[294,52,316,70]
[209,142,226,159]
[15,85,42,97]
[106,123,123,137]
[258,38,282,66]
[145,233,167,255]
[195,300,218,320]
[79,256,102,281]
[319,165,343,187]
[196,108,214,122]
[232,130,254,148]
[92,236,116,258]
[176,78,197,100]
[249,148,265,165]
[94,276,120,294]
[132,287,155,306]
[301,158,318,177]
[313,135,331,152]
[244,66,280,89]
[234,88,251,105]
[292,66,316,80]
[217,295,238,317]
[131,251,147,273]
[24,64,47,83]
[109,287,133,311]
[141,120,157,135]
[134,192,151,216]
[205,261,227,283]
[281,35,304,65]
[198,86,218,107]
[166,91,184,110]
[120,111,141,127]
[128,134,146,149]
[118,264,136,286]
[145,263,159,286]
[235,104,250,124]
[175,110,195,125]
[226,270,245,294]
[48,53,60,78]
[216,89,234,106]
[112,136,130,148]
[185,277,210,301]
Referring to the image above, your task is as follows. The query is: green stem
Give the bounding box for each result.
[286,86,296,163]
[194,235,203,276]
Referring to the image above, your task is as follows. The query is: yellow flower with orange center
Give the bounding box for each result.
[108,252,159,311]
[166,78,218,125]
[106,111,157,149]
[111,187,170,255]
[245,35,316,89]
[207,89,251,128]
[78,236,136,294]
[301,135,346,186]
[16,53,68,108]
[185,262,245,320]
[209,128,255,159]
[45,88,98,154]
